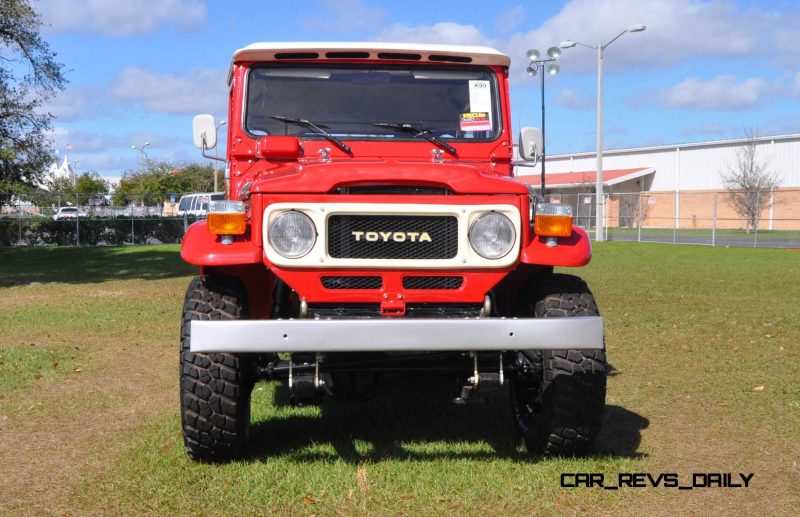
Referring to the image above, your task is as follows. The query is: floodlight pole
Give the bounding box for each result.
[526,49,561,199]
[540,64,547,196]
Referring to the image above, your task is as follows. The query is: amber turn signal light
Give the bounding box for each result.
[207,201,247,235]
[534,214,573,237]
[534,203,573,237]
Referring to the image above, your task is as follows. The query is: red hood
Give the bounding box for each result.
[248,160,528,195]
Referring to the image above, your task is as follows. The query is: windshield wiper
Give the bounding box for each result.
[270,115,352,155]
[373,123,458,156]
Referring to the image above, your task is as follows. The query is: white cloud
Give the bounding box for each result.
[760,114,800,136]
[39,86,105,121]
[659,75,766,110]
[39,0,206,36]
[49,126,182,153]
[368,1,795,87]
[49,126,124,153]
[108,66,227,115]
[47,125,199,176]
[375,22,493,46]
[302,0,386,34]
[680,124,731,137]
[504,0,769,75]
[554,88,594,110]
[495,5,526,34]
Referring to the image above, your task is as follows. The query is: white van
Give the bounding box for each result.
[176,192,224,216]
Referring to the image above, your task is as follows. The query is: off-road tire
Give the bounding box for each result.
[510,273,606,456]
[180,276,253,462]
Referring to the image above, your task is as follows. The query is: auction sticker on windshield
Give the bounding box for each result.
[460,112,491,131]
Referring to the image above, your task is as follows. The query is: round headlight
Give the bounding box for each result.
[469,212,515,259]
[268,211,316,258]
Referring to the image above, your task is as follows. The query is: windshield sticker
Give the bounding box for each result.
[468,80,491,113]
[460,112,491,132]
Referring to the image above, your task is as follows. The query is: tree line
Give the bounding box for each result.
[5,161,217,207]
[0,1,216,209]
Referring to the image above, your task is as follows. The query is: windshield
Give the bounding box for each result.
[245,65,501,141]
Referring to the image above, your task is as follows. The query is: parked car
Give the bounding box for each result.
[176,192,224,216]
[53,206,88,220]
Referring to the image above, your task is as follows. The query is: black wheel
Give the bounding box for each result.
[510,273,606,456]
[180,276,254,462]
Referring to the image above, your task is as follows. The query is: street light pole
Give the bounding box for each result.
[596,43,604,241]
[131,142,150,174]
[561,24,645,241]
[70,160,80,188]
[131,142,150,205]
[214,120,226,192]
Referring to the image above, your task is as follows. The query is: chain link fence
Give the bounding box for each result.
[0,193,202,246]
[552,189,800,248]
[3,190,799,249]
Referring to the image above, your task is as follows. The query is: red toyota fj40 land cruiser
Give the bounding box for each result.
[181,42,605,461]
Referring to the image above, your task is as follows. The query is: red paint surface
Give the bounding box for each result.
[182,56,591,308]
[180,221,261,266]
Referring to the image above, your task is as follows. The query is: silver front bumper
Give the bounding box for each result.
[189,317,604,353]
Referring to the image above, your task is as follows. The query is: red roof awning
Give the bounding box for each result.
[518,167,654,188]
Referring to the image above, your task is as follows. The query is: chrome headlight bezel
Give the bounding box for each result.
[468,212,516,260]
[268,210,317,259]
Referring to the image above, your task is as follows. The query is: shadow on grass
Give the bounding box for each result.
[0,245,195,286]
[247,376,648,463]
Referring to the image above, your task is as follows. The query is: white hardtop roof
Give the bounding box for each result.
[233,42,510,67]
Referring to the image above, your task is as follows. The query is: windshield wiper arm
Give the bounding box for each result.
[373,123,458,156]
[270,115,352,155]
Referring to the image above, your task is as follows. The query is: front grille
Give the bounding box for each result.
[308,303,483,319]
[328,215,458,260]
[403,276,464,290]
[321,276,382,290]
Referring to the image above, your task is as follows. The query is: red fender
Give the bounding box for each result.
[519,226,592,267]
[180,221,262,266]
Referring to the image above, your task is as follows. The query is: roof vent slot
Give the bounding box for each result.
[428,54,472,63]
[274,52,319,60]
[377,52,422,61]
[325,51,371,59]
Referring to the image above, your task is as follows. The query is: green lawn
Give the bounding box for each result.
[605,226,800,241]
[1,243,798,515]
[0,244,194,286]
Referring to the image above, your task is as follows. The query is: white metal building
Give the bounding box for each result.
[514,133,800,193]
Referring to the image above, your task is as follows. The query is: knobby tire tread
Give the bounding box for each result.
[514,274,607,456]
[180,276,252,462]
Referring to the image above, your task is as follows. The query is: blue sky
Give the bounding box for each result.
[36,0,800,180]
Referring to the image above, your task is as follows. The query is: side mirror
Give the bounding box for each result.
[519,127,543,163]
[193,114,217,150]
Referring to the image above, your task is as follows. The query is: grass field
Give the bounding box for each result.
[1,243,798,515]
